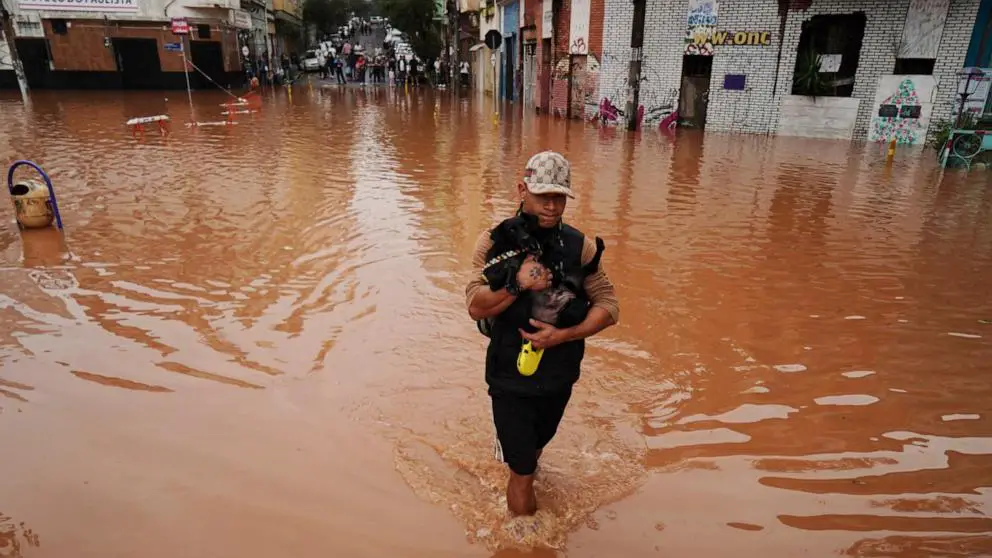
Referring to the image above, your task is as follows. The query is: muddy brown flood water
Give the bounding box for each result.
[1,87,991,558]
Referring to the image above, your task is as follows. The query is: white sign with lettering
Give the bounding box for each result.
[568,0,589,54]
[232,9,252,29]
[541,0,552,39]
[19,0,138,11]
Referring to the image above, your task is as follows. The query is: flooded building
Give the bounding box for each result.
[455,0,481,82]
[599,0,983,142]
[473,0,603,116]
[240,0,275,62]
[0,0,248,90]
[270,0,301,60]
[499,0,519,101]
[504,0,979,144]
[473,0,499,96]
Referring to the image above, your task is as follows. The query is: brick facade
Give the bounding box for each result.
[598,0,633,120]
[705,0,781,134]
[43,19,240,74]
[543,0,606,118]
[579,0,605,118]
[595,0,980,140]
[526,0,545,110]
[930,0,983,134]
[598,0,686,126]
[769,0,916,138]
[550,0,572,116]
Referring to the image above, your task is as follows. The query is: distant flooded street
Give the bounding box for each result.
[1,87,991,557]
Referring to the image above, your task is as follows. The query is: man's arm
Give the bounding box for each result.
[465,231,512,320]
[575,234,619,332]
[468,285,518,321]
[559,306,614,342]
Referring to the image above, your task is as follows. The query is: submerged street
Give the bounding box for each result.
[1,87,991,557]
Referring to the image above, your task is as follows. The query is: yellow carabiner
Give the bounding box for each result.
[516,341,544,376]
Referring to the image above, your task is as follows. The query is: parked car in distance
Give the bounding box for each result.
[301,50,325,72]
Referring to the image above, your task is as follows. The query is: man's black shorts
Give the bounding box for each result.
[491,388,573,476]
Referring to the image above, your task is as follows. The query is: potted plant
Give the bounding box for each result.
[792,47,828,99]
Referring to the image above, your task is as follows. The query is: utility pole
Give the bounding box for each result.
[448,0,457,90]
[0,0,29,101]
[625,0,645,131]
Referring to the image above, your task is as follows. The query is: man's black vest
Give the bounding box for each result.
[483,220,590,397]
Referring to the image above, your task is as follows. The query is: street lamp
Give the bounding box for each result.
[955,67,985,128]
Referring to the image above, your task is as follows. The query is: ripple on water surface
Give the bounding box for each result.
[1,90,991,556]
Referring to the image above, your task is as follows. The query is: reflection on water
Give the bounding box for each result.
[0,513,39,558]
[1,87,991,556]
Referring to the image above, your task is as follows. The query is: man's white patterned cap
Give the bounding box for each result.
[522,151,575,199]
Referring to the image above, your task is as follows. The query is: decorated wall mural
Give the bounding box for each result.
[867,75,937,145]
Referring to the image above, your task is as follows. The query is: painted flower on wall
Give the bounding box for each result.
[871,78,923,145]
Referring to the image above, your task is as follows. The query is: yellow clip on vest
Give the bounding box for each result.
[516,341,544,376]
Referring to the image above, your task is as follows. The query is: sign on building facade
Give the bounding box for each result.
[18,0,137,11]
[541,0,552,39]
[568,0,590,54]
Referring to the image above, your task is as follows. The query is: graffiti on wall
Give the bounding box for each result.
[591,56,679,131]
[867,76,936,145]
[685,0,718,55]
[574,54,600,118]
[552,57,571,80]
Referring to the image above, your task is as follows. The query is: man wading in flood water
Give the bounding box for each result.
[465,151,619,516]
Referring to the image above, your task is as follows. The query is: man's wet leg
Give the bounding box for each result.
[507,470,537,516]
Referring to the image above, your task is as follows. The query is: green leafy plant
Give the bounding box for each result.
[927,113,979,152]
[792,47,828,99]
[927,118,952,151]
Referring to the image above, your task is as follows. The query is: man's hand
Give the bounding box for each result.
[519,319,568,350]
[516,256,551,292]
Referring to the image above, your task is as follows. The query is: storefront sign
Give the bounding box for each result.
[18,0,137,11]
[541,0,552,39]
[685,0,718,55]
[232,9,252,29]
[688,29,771,51]
[171,17,189,35]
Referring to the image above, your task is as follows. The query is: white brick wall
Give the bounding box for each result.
[930,0,982,138]
[597,0,979,139]
[598,0,634,111]
[640,0,689,111]
[598,0,687,120]
[705,0,781,134]
[764,0,915,139]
